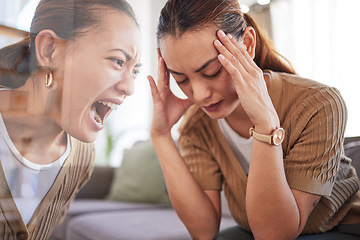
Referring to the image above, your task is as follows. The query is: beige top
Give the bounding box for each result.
[0,137,94,240]
[178,71,360,234]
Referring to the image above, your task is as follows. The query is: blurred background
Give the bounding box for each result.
[1,0,359,166]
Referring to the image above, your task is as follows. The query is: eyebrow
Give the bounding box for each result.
[110,48,142,67]
[195,57,218,73]
[167,56,218,75]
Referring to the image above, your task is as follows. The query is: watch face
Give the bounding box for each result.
[273,128,285,145]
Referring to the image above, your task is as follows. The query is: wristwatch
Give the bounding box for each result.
[249,126,285,146]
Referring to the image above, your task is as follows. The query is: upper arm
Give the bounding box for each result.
[291,188,321,234]
[284,87,347,195]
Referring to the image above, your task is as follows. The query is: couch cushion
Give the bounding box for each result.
[50,200,163,240]
[76,166,115,199]
[107,141,171,205]
[66,207,238,240]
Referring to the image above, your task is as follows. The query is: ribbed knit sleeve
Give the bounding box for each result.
[275,73,360,233]
[282,86,347,196]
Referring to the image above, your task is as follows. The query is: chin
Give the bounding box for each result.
[68,130,99,143]
[203,110,228,120]
[80,133,98,143]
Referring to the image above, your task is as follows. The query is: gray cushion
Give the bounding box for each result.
[66,208,237,240]
[67,208,190,240]
[51,200,162,240]
[76,166,115,199]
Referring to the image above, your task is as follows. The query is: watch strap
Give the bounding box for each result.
[249,127,272,145]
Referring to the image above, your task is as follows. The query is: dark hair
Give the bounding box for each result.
[0,0,138,89]
[157,0,295,75]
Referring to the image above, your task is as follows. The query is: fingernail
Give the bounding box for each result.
[215,40,222,46]
[218,54,225,61]
[218,30,226,37]
[227,34,232,39]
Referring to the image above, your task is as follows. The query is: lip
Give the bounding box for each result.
[202,100,223,112]
[99,97,124,106]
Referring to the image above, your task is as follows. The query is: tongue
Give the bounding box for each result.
[93,102,111,124]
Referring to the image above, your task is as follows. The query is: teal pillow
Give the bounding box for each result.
[107,141,171,205]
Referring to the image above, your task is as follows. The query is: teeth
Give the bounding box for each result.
[94,110,103,124]
[98,101,118,110]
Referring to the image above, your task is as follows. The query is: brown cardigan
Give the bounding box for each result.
[0,137,94,240]
[178,71,360,234]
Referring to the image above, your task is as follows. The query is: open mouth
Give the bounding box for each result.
[91,100,119,125]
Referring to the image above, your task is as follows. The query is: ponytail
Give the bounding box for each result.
[0,37,33,89]
[244,13,295,74]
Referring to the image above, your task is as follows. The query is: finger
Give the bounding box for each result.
[157,57,170,93]
[218,53,245,86]
[214,39,247,78]
[215,30,255,72]
[147,75,160,101]
[226,33,258,69]
[157,48,162,59]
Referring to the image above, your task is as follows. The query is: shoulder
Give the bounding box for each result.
[271,71,347,128]
[276,71,344,104]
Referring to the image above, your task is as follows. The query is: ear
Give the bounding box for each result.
[35,30,63,69]
[241,27,256,59]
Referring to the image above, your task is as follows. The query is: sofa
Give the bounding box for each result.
[50,137,360,240]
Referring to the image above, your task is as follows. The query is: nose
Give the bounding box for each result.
[114,71,135,97]
[190,77,212,103]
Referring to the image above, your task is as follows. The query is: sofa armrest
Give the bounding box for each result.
[76,166,115,199]
[344,136,360,177]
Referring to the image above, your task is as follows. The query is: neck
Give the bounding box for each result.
[225,106,253,139]
[1,111,67,165]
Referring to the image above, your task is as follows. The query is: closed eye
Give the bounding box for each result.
[205,66,222,79]
[176,78,188,85]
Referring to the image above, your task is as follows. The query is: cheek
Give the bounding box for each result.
[217,73,237,94]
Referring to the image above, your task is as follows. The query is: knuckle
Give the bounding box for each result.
[231,55,239,64]
[230,68,241,77]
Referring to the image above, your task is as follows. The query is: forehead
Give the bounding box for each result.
[72,11,141,61]
[159,25,219,71]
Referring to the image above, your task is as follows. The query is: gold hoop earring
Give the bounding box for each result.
[45,72,53,88]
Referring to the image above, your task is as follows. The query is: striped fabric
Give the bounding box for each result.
[178,70,360,234]
[0,137,94,240]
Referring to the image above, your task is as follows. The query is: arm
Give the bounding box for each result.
[214,30,322,239]
[148,56,221,240]
[152,135,221,239]
[246,139,320,240]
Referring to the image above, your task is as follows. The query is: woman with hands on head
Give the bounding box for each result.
[0,0,141,239]
[147,0,360,239]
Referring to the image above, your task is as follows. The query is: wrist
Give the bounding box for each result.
[150,131,173,143]
[249,126,285,146]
